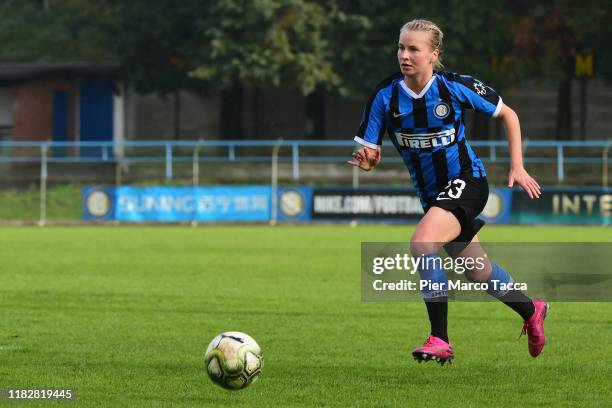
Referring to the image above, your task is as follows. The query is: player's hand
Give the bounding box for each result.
[508,166,541,199]
[347,146,381,171]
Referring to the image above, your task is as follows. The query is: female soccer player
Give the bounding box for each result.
[348,19,548,365]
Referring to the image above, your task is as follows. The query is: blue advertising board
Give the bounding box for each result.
[84,186,270,222]
[511,187,611,225]
[478,187,512,224]
[83,185,610,225]
[82,187,115,221]
[276,187,313,222]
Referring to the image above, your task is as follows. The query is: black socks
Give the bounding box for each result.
[499,290,536,321]
[424,297,449,343]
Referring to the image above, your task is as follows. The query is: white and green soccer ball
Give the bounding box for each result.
[204,331,263,390]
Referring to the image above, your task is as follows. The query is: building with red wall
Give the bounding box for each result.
[0,64,121,145]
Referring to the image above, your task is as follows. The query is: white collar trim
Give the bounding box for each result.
[399,75,436,99]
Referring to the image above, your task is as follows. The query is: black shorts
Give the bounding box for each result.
[424,176,489,257]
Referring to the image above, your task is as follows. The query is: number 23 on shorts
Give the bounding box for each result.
[436,179,466,200]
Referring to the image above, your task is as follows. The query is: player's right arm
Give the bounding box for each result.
[348,85,389,171]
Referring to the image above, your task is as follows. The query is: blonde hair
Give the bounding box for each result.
[400,19,444,71]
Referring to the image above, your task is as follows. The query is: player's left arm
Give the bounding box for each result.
[497,104,541,199]
[446,73,540,199]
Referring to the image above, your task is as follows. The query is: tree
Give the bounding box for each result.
[327,1,518,97]
[189,0,340,138]
[0,0,115,62]
[3,1,609,141]
[505,0,611,139]
[105,0,211,139]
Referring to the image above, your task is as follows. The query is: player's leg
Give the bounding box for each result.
[409,206,460,365]
[411,206,462,252]
[459,235,549,357]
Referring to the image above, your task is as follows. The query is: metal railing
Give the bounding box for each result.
[0,139,610,184]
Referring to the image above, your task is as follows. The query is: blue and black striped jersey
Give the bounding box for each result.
[354,71,503,206]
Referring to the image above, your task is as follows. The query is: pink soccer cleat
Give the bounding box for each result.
[520,299,549,357]
[412,335,454,366]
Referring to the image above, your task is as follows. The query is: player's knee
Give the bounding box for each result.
[410,233,440,256]
[463,262,492,283]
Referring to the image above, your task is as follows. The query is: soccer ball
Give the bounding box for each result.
[204,331,263,390]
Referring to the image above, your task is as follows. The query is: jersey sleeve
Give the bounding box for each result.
[444,73,503,117]
[354,89,388,148]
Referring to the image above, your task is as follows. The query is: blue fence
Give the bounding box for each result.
[0,139,610,182]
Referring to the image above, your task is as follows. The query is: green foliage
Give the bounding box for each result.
[326,0,400,98]
[327,1,516,97]
[502,0,612,83]
[190,0,339,94]
[0,0,114,62]
[438,0,516,87]
[108,0,208,95]
[0,1,609,98]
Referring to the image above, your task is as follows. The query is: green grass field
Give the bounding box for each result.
[1,225,611,407]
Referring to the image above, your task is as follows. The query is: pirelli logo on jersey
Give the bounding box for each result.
[394,128,456,149]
